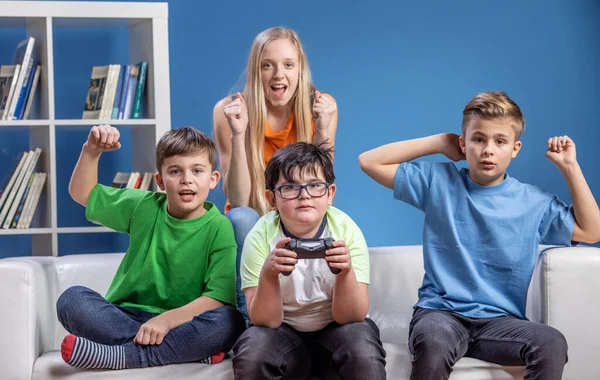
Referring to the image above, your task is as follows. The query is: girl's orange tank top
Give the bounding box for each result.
[224,113,315,213]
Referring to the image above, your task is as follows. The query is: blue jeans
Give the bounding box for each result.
[56,286,246,368]
[409,307,568,380]
[232,319,387,380]
[225,206,260,325]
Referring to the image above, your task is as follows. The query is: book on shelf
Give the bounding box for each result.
[22,65,41,120]
[0,37,41,121]
[132,61,148,119]
[17,172,47,229]
[82,65,109,119]
[0,148,46,229]
[2,147,41,228]
[7,37,35,120]
[83,61,148,120]
[0,64,21,120]
[0,151,27,211]
[10,172,34,228]
[111,171,154,190]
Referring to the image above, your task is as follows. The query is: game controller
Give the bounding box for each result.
[281,237,340,276]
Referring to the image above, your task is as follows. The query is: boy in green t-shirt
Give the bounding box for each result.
[56,125,245,370]
[232,142,386,379]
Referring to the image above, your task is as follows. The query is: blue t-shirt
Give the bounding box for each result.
[394,161,575,319]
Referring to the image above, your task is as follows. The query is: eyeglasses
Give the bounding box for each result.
[272,182,330,200]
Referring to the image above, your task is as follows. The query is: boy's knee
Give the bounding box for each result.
[56,286,92,313]
[233,327,279,370]
[532,326,568,360]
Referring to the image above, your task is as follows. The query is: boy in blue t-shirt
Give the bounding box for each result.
[359,91,600,379]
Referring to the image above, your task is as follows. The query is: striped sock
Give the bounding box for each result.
[61,334,126,370]
[199,351,225,365]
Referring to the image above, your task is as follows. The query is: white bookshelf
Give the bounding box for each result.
[0,1,171,256]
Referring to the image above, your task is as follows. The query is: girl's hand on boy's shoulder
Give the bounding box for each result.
[262,237,298,278]
[84,124,121,154]
[546,135,577,168]
[134,314,172,345]
[325,240,352,273]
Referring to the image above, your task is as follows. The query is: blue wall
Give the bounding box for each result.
[1,0,599,256]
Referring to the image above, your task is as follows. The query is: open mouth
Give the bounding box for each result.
[179,190,196,202]
[271,84,287,97]
[481,161,496,169]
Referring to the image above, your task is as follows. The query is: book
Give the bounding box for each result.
[2,147,41,229]
[132,61,148,119]
[140,172,154,191]
[7,37,35,120]
[0,151,27,211]
[10,173,35,228]
[123,64,139,119]
[22,65,41,120]
[19,172,46,229]
[126,172,139,188]
[82,65,109,119]
[111,65,125,119]
[111,172,130,188]
[0,65,21,120]
[99,64,121,120]
[117,65,131,119]
[13,56,35,120]
[0,150,34,226]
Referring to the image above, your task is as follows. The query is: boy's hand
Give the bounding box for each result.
[440,133,465,161]
[325,240,352,274]
[223,92,249,136]
[313,90,337,134]
[134,313,173,345]
[546,135,577,168]
[84,124,121,154]
[261,237,297,278]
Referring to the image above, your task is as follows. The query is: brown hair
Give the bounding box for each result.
[462,91,526,140]
[156,127,217,173]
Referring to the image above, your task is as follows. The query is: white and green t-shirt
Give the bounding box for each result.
[241,206,370,332]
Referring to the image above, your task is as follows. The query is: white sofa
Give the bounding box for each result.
[0,245,598,380]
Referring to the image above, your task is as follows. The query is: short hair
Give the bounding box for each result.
[265,142,335,190]
[155,127,217,173]
[462,91,526,140]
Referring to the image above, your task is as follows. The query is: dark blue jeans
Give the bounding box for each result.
[225,206,260,325]
[56,286,246,368]
[232,319,387,380]
[409,307,568,380]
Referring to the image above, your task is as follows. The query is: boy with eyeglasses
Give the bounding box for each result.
[231,142,386,379]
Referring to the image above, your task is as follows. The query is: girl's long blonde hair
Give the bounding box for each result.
[243,27,315,215]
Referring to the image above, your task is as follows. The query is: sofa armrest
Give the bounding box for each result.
[0,257,57,380]
[541,246,600,380]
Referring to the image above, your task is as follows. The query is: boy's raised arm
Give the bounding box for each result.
[358,133,464,189]
[69,125,121,206]
[547,136,600,244]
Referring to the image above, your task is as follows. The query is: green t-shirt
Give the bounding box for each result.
[86,184,237,314]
